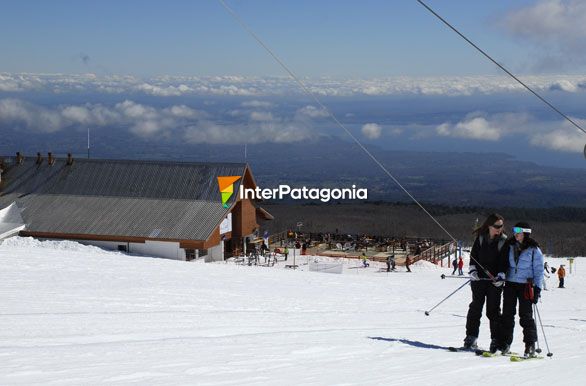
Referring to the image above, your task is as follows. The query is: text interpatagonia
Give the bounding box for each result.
[240,184,367,202]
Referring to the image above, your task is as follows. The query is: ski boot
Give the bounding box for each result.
[500,344,511,355]
[524,342,536,358]
[463,335,478,350]
[489,339,500,354]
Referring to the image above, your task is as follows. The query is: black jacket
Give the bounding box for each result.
[470,233,509,278]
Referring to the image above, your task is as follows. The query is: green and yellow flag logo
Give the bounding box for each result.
[217,176,241,208]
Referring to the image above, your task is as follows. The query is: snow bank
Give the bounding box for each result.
[1,238,585,385]
[1,236,115,254]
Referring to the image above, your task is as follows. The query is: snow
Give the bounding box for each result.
[0,237,584,385]
[0,203,25,239]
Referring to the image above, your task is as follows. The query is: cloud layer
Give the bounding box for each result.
[0,98,318,144]
[3,95,581,153]
[2,72,586,97]
[435,112,584,153]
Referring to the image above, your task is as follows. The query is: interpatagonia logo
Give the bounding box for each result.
[240,184,367,202]
[217,176,241,208]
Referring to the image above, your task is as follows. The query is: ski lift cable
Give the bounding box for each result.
[218,0,503,280]
[416,0,586,137]
[217,0,457,243]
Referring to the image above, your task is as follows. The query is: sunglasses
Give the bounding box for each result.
[513,227,532,234]
[491,224,504,229]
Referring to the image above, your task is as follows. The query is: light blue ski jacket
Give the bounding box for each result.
[506,244,544,289]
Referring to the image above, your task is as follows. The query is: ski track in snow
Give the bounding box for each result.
[0,237,584,385]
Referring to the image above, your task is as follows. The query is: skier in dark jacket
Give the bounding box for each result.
[405,255,412,272]
[451,257,458,275]
[500,222,544,357]
[463,213,508,353]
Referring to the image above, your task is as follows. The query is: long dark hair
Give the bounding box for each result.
[473,213,504,237]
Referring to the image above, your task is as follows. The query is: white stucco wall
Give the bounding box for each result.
[132,240,186,261]
[204,242,224,263]
[71,239,187,261]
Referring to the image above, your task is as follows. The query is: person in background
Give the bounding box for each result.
[458,256,464,276]
[543,262,550,291]
[452,256,458,275]
[501,222,544,358]
[463,213,508,353]
[558,265,566,288]
[415,244,422,256]
[405,255,412,272]
[361,253,369,268]
[261,241,268,263]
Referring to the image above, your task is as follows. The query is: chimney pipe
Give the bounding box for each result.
[48,152,55,166]
[36,152,43,165]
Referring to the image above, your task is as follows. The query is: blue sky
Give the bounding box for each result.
[0,0,567,77]
[1,1,585,168]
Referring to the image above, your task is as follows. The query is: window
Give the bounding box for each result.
[185,249,196,261]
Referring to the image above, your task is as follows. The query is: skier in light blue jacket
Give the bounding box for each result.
[501,222,544,358]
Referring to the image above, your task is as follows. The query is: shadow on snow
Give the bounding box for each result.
[368,337,450,351]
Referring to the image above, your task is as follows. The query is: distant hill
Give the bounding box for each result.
[240,137,586,207]
[1,132,585,207]
[263,202,586,256]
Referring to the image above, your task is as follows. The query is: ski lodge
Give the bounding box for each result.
[0,152,273,261]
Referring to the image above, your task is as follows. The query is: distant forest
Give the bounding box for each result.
[263,202,586,257]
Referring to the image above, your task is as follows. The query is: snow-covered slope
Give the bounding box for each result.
[0,237,584,385]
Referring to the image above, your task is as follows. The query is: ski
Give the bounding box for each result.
[448,346,486,353]
[475,350,497,357]
[510,355,544,362]
[474,350,520,358]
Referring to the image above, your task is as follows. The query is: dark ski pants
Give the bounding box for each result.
[465,281,502,341]
[559,278,564,288]
[501,282,537,345]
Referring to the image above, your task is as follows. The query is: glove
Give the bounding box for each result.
[469,266,479,281]
[532,286,541,304]
[493,272,506,287]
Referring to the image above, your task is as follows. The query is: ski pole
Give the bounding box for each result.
[425,279,470,316]
[534,303,553,357]
[440,274,492,280]
[533,304,542,354]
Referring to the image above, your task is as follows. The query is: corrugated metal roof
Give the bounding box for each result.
[0,157,246,200]
[0,156,248,241]
[18,194,228,240]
